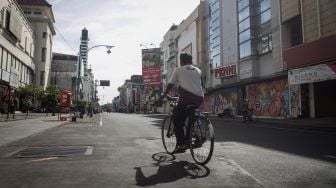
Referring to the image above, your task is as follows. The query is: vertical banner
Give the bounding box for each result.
[141,48,161,88]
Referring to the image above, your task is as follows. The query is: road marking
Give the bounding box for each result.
[324,155,336,160]
[26,157,58,163]
[255,125,336,135]
[100,114,103,126]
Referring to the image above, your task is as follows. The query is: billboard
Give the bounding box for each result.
[141,48,161,88]
[142,66,161,88]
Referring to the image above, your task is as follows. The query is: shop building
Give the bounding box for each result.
[282,0,336,118]
[0,0,35,113]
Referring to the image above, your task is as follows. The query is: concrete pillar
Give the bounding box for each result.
[309,83,315,118]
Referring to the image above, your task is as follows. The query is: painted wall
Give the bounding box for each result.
[201,87,238,115]
[246,79,289,117]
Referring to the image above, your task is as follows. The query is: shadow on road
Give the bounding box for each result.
[134,152,210,186]
[143,115,336,164]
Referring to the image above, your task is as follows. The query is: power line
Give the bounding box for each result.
[54,25,77,53]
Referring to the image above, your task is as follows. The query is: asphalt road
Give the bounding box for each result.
[0,113,335,187]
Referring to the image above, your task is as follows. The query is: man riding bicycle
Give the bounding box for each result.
[159,52,204,153]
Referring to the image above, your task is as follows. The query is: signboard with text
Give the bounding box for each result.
[142,66,161,88]
[288,63,336,85]
[214,64,237,79]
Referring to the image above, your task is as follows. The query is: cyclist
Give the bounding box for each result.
[159,52,204,153]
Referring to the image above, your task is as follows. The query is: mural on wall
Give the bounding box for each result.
[201,88,238,115]
[247,79,289,117]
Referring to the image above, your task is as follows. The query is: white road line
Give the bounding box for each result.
[324,155,336,160]
[100,114,103,126]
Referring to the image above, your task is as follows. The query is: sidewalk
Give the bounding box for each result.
[0,115,69,147]
[212,115,336,130]
[0,112,71,122]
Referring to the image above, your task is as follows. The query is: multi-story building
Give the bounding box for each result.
[157,2,209,114]
[204,0,287,118]
[79,28,95,103]
[0,0,35,113]
[282,0,336,118]
[51,53,78,97]
[17,0,56,89]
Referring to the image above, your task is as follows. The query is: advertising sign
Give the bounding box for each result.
[142,48,161,67]
[214,64,237,78]
[59,91,72,108]
[288,63,336,85]
[142,66,161,88]
[141,48,161,88]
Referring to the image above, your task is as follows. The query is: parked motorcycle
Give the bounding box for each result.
[217,108,234,118]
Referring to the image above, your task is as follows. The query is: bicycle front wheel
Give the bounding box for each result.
[161,116,177,154]
[189,117,214,165]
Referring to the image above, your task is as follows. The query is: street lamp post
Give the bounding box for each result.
[73,45,114,121]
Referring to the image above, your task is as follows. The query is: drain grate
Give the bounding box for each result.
[9,146,93,158]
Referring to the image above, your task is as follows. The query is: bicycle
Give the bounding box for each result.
[160,95,214,165]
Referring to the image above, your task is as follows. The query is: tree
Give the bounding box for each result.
[44,85,60,116]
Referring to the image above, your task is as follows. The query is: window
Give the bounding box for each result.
[40,71,45,86]
[42,32,47,39]
[239,40,251,59]
[260,0,271,24]
[239,7,249,22]
[5,10,10,31]
[260,34,272,54]
[239,29,251,43]
[261,9,271,24]
[239,18,250,32]
[34,11,42,15]
[41,48,46,62]
[238,0,249,11]
[24,10,31,14]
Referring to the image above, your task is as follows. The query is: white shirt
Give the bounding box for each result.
[168,64,204,97]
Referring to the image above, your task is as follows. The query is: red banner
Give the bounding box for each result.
[142,66,161,88]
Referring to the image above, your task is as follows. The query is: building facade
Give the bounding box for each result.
[17,0,56,89]
[204,0,288,118]
[282,0,336,118]
[0,0,35,113]
[51,53,78,97]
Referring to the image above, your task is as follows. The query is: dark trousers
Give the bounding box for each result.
[173,105,196,146]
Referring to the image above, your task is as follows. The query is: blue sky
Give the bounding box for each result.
[49,0,201,104]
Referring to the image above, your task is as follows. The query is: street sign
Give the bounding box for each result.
[100,80,110,86]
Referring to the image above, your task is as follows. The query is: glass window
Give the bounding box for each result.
[261,9,271,24]
[239,40,251,59]
[2,50,7,70]
[260,0,270,12]
[239,29,251,43]
[212,54,220,68]
[238,0,249,11]
[239,7,249,22]
[239,18,250,32]
[40,71,45,86]
[41,48,46,62]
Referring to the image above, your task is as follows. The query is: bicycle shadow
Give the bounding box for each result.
[134,152,210,186]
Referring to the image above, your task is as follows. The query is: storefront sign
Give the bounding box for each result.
[214,64,237,78]
[288,63,336,85]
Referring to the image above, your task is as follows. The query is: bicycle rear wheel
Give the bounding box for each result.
[189,117,214,165]
[161,116,177,154]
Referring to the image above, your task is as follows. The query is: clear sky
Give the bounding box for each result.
[49,0,201,104]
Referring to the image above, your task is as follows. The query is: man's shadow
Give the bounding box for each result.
[134,152,210,186]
